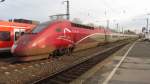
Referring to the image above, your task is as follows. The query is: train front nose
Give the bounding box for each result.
[11,42,31,56]
[11,43,18,53]
[11,35,55,61]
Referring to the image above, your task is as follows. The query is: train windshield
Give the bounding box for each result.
[32,21,51,33]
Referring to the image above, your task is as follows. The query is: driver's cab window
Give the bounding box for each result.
[15,32,20,41]
[14,29,25,41]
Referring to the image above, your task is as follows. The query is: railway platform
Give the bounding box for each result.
[71,40,150,84]
[105,40,150,84]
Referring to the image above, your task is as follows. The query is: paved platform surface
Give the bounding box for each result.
[109,41,150,84]
[73,41,150,84]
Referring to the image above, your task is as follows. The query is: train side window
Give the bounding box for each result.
[32,21,51,33]
[0,31,11,41]
[21,32,25,35]
[71,23,94,30]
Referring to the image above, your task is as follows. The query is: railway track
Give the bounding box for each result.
[32,42,129,84]
[0,53,16,66]
[0,40,136,84]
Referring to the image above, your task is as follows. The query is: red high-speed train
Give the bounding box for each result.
[0,21,35,52]
[11,20,137,61]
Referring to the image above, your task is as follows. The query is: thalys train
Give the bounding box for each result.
[11,20,137,61]
[0,21,35,52]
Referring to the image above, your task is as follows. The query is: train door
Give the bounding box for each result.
[14,28,25,42]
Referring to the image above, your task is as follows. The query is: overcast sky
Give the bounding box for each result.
[0,0,150,32]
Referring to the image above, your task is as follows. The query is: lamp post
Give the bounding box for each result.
[104,10,109,29]
[146,13,150,33]
[116,23,119,32]
[63,0,70,20]
[146,18,149,33]
[107,20,109,29]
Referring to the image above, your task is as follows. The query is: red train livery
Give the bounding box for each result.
[11,20,137,61]
[0,21,35,52]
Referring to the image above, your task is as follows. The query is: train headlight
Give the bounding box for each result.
[32,43,37,47]
[11,44,17,53]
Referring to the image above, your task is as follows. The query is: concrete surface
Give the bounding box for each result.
[80,41,150,84]
[109,41,150,84]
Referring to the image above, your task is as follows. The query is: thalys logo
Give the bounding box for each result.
[64,28,71,36]
[63,28,71,38]
[57,28,74,43]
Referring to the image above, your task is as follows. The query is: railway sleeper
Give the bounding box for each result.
[50,77,70,83]
[77,67,89,70]
[54,75,74,82]
[48,79,66,84]
[70,71,83,76]
[65,67,89,74]
[63,70,82,77]
[61,73,78,79]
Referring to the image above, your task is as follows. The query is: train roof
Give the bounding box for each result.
[49,20,102,30]
[0,21,36,28]
[38,20,116,34]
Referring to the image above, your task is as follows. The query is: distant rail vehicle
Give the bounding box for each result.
[0,21,35,52]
